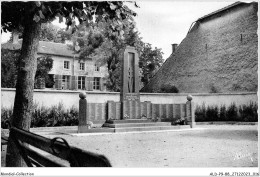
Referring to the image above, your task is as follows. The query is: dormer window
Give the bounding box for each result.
[94,64,100,72]
[64,61,70,69]
[80,63,85,71]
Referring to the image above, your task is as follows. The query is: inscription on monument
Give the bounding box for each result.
[124,93,139,101]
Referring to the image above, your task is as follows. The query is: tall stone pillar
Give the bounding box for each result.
[186,95,196,128]
[120,46,141,119]
[78,92,88,133]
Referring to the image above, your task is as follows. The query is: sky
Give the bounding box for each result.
[1,0,250,59]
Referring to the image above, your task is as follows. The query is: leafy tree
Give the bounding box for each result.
[1,49,54,89]
[34,55,54,89]
[71,20,164,91]
[1,49,20,88]
[79,19,143,91]
[2,1,137,167]
[40,23,60,41]
[139,43,164,86]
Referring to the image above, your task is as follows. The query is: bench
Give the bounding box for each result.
[6,123,112,167]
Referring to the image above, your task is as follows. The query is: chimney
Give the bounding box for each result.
[171,43,178,53]
[12,31,19,44]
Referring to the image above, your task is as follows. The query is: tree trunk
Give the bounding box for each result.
[6,17,41,167]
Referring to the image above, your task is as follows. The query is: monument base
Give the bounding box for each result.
[122,100,141,119]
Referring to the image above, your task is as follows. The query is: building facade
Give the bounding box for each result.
[2,40,108,91]
[142,2,258,93]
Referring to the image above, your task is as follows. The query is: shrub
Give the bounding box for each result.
[206,105,219,121]
[195,102,258,122]
[209,84,218,93]
[219,105,228,121]
[195,103,206,122]
[226,103,238,121]
[160,84,179,93]
[1,107,13,128]
[239,102,258,122]
[1,103,79,128]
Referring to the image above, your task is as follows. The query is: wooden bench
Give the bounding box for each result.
[7,124,112,167]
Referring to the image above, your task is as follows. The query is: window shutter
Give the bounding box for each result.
[54,75,62,90]
[67,76,71,90]
[84,77,88,90]
[71,76,77,90]
[86,77,93,91]
[100,77,106,91]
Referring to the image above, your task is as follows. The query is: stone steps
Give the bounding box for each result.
[98,119,191,133]
[114,125,190,133]
[77,119,191,134]
[105,119,153,124]
[78,125,191,133]
[103,122,171,128]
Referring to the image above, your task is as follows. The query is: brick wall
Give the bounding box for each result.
[142,2,258,93]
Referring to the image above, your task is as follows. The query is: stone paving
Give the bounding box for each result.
[1,125,258,167]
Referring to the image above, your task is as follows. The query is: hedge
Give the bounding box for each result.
[195,102,258,122]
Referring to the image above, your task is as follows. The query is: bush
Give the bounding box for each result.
[195,103,206,122]
[226,103,238,121]
[206,105,219,121]
[1,103,79,128]
[239,102,258,122]
[219,105,228,121]
[195,102,258,122]
[160,84,179,93]
[209,84,218,93]
[1,107,13,129]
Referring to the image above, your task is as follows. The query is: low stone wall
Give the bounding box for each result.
[106,101,188,120]
[1,88,257,109]
[78,93,195,132]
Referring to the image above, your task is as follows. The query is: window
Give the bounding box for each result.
[78,76,85,90]
[93,77,100,90]
[80,63,85,71]
[62,75,70,89]
[64,61,70,69]
[94,64,100,72]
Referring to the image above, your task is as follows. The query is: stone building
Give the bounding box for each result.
[2,39,108,91]
[142,1,258,93]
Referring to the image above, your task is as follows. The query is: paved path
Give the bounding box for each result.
[47,125,258,167]
[1,125,258,167]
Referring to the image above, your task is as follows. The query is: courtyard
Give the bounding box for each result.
[2,124,257,167]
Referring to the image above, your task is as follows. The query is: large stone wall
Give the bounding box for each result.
[142,2,258,93]
[1,88,257,109]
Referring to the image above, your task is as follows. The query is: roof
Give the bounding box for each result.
[197,1,247,22]
[38,41,78,57]
[187,1,253,34]
[1,40,79,58]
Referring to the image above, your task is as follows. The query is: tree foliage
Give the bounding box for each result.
[40,23,59,41]
[139,43,164,86]
[34,55,54,89]
[1,49,20,88]
[67,19,143,91]
[92,20,143,91]
[2,1,138,167]
[67,18,164,91]
[1,49,54,89]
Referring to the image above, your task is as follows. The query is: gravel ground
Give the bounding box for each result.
[1,125,258,167]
